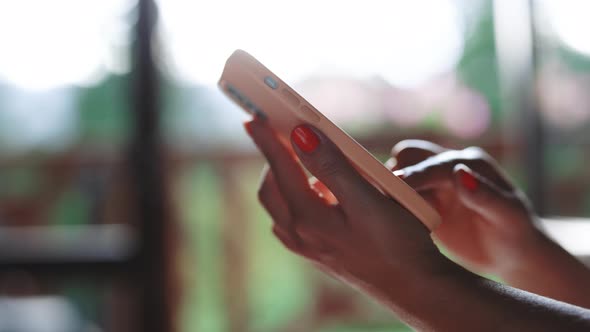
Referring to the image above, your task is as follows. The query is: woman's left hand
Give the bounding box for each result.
[245,116,449,294]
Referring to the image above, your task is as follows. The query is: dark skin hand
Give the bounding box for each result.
[248,118,444,291]
[245,115,590,331]
[389,141,534,274]
[389,140,590,308]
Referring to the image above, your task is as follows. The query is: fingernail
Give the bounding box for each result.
[458,168,478,191]
[244,121,254,136]
[291,125,320,153]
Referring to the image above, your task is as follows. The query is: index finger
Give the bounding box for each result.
[389,139,447,171]
[245,117,320,213]
[289,124,384,210]
[399,149,514,193]
[398,160,454,192]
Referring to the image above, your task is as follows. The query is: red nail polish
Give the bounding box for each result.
[291,125,320,153]
[459,169,478,191]
[244,121,254,136]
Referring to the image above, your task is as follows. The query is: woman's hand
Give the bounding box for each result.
[245,117,449,302]
[390,140,590,308]
[244,121,590,330]
[388,140,538,276]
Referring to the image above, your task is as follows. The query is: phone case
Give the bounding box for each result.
[219,50,441,231]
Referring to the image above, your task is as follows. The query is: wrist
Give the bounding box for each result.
[493,223,555,278]
[497,227,557,276]
[357,250,460,306]
[496,226,590,307]
[366,255,488,331]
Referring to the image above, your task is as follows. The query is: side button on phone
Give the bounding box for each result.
[300,105,320,122]
[281,89,300,107]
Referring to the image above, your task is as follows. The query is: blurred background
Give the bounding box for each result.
[1,0,590,331]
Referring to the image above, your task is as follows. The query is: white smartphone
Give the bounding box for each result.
[219,50,441,231]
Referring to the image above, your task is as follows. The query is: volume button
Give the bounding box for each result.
[281,89,299,107]
[300,105,320,123]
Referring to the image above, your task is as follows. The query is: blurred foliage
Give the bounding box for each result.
[50,188,91,225]
[241,162,312,331]
[457,0,500,120]
[62,282,102,326]
[557,47,590,72]
[0,167,41,198]
[77,74,130,146]
[179,164,228,332]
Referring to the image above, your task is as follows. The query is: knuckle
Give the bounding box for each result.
[462,146,490,161]
[391,139,429,158]
[459,147,496,171]
[391,140,413,156]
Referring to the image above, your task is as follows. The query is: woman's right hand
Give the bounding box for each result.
[389,140,539,276]
[390,140,590,308]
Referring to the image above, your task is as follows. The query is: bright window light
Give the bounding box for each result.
[0,0,133,91]
[158,0,464,88]
[542,0,590,56]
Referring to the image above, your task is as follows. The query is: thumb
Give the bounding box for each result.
[453,164,527,225]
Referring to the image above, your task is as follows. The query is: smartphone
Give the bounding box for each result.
[218,50,441,231]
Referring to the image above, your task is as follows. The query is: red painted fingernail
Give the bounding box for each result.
[459,169,478,191]
[291,125,320,153]
[244,121,254,136]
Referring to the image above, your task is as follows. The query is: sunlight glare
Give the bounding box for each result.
[0,0,133,90]
[158,0,464,88]
[543,0,590,56]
